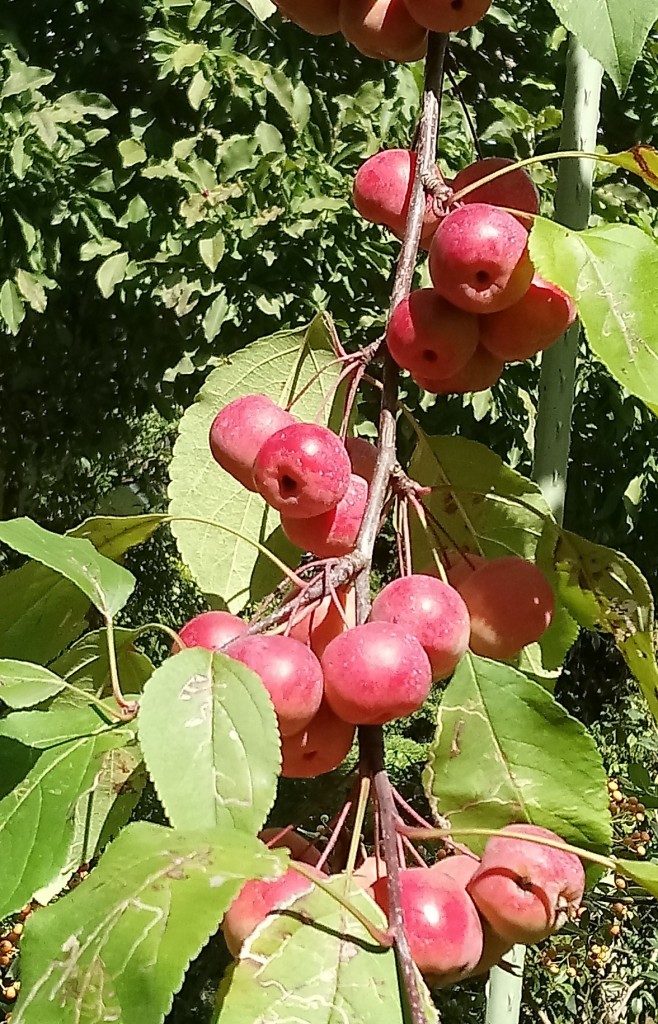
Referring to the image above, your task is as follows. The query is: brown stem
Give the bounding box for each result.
[355,33,448,1024]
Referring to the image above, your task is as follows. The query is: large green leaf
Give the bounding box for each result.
[13,822,285,1024]
[0,518,135,618]
[424,655,612,860]
[616,859,658,898]
[139,649,280,833]
[530,219,658,412]
[214,876,435,1024]
[0,515,163,665]
[0,661,66,708]
[549,527,658,724]
[169,315,346,611]
[0,705,134,916]
[51,628,154,700]
[546,0,658,93]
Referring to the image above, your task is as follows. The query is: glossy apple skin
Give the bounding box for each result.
[322,621,432,725]
[413,345,504,394]
[345,437,378,483]
[209,394,295,491]
[275,0,340,34]
[281,702,356,778]
[456,555,555,659]
[174,611,246,653]
[370,574,471,680]
[289,587,357,659]
[403,0,492,32]
[387,289,479,379]
[222,864,319,956]
[253,422,351,519]
[373,868,484,980]
[429,203,534,314]
[281,474,368,558]
[353,150,440,248]
[340,0,428,62]
[225,634,323,736]
[467,824,586,945]
[479,274,578,362]
[452,157,540,222]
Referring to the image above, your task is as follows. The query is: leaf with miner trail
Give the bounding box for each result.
[12,822,286,1024]
[214,876,436,1024]
[169,314,347,611]
[530,218,658,414]
[0,517,135,618]
[605,144,658,190]
[545,0,658,93]
[615,859,658,898]
[50,628,153,701]
[139,649,280,833]
[0,705,134,917]
[424,654,612,866]
[548,525,658,725]
[0,661,66,708]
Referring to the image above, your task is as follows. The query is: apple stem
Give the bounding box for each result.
[315,795,355,872]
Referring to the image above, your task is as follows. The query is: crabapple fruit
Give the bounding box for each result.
[174,610,247,653]
[467,824,586,944]
[253,422,351,518]
[222,865,319,956]
[386,290,479,379]
[225,634,323,736]
[452,157,540,221]
[346,436,378,483]
[413,345,504,394]
[274,0,340,34]
[340,0,428,62]
[479,274,578,362]
[430,854,480,887]
[429,203,534,313]
[281,474,368,557]
[456,556,555,659]
[353,150,440,249]
[289,586,357,658]
[353,855,388,894]
[373,868,484,980]
[442,549,487,589]
[209,394,295,491]
[258,828,321,866]
[322,621,432,725]
[281,702,356,778]
[370,574,470,680]
[403,0,491,32]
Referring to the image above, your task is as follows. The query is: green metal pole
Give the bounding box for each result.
[484,36,603,1024]
[533,37,603,524]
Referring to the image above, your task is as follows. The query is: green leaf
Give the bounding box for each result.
[424,655,612,860]
[96,251,129,298]
[0,706,133,917]
[13,822,285,1024]
[530,219,658,412]
[51,628,154,701]
[139,649,280,832]
[118,138,147,167]
[550,527,658,724]
[203,291,230,341]
[214,877,434,1024]
[16,269,47,313]
[1,64,54,98]
[615,859,658,897]
[0,279,25,334]
[546,0,658,93]
[169,315,346,610]
[188,70,211,110]
[233,0,276,22]
[199,231,225,272]
[172,42,206,73]
[0,517,135,618]
[0,515,163,665]
[0,661,66,709]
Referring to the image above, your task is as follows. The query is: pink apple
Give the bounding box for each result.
[288,587,357,658]
[253,422,351,519]
[321,621,432,725]
[339,0,428,62]
[370,574,470,680]
[174,610,247,653]
[209,394,295,491]
[387,289,479,379]
[222,864,319,956]
[281,473,368,557]
[403,0,492,32]
[452,157,540,222]
[281,701,356,778]
[225,633,323,736]
[467,824,586,944]
[456,556,555,659]
[429,203,534,313]
[353,149,441,249]
[353,855,388,894]
[413,345,504,394]
[441,549,488,589]
[346,437,378,483]
[479,273,578,361]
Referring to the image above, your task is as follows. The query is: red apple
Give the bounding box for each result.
[258,828,322,866]
[275,0,340,34]
[479,274,578,362]
[452,157,540,222]
[403,0,492,32]
[413,345,504,394]
[209,395,294,491]
[340,0,428,61]
[288,586,357,658]
[222,864,319,956]
[387,289,479,379]
[174,610,246,653]
[353,150,441,249]
[281,474,368,557]
[346,437,378,483]
[281,701,356,778]
[253,422,351,519]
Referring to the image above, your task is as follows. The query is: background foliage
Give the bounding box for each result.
[1,1,658,1022]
